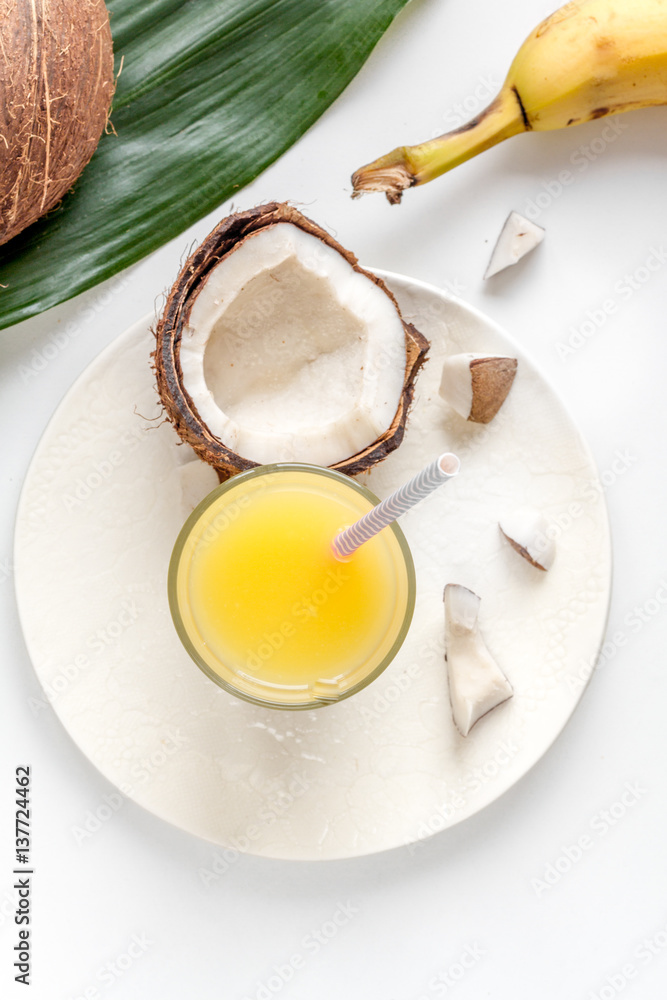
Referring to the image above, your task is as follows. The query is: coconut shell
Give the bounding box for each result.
[469,356,517,423]
[500,528,548,571]
[0,0,114,246]
[154,202,429,481]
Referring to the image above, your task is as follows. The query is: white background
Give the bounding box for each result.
[2,0,667,997]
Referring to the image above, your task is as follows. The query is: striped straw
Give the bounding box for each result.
[332,453,460,560]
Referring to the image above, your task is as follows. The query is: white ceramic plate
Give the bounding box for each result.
[14,273,611,860]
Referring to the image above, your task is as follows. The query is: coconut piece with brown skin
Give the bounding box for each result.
[439,353,517,424]
[499,508,556,571]
[154,203,429,480]
[484,211,545,279]
[0,0,114,245]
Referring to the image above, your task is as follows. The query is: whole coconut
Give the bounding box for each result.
[0,0,114,245]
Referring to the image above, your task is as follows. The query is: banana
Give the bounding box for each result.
[352,0,667,203]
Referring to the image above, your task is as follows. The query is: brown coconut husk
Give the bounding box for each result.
[154,202,429,481]
[0,0,114,245]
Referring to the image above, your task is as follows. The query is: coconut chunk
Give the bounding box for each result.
[178,223,407,467]
[444,584,513,736]
[484,211,545,279]
[439,353,517,423]
[499,508,555,571]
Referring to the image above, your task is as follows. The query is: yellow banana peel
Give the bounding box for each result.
[352,0,667,203]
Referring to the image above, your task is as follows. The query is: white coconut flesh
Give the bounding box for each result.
[484,211,545,280]
[178,223,407,466]
[439,353,477,419]
[444,584,513,736]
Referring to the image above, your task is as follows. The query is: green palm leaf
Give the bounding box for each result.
[0,0,410,330]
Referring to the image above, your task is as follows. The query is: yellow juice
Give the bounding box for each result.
[169,465,415,709]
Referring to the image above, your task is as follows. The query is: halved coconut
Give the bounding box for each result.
[154,203,428,479]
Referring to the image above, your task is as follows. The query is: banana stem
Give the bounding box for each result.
[351,88,526,204]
